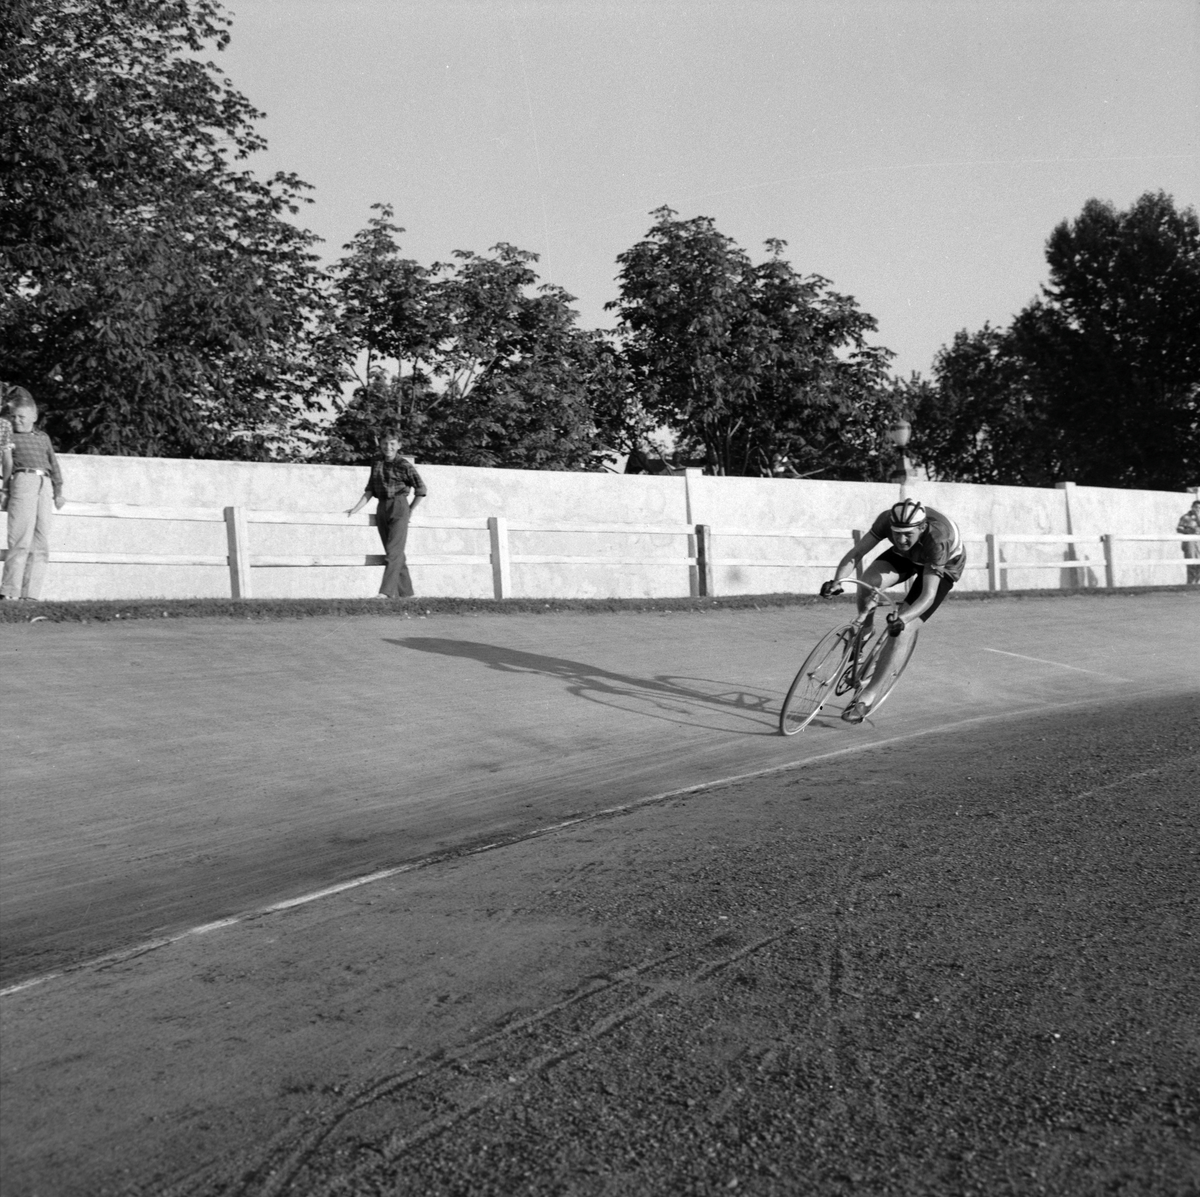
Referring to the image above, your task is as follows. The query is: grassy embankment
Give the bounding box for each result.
[0,586,1192,624]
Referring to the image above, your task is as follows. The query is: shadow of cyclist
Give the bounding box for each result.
[385,637,777,735]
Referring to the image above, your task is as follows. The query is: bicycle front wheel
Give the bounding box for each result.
[779,624,854,735]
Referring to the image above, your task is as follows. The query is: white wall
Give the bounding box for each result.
[2,454,1195,600]
[1064,482,1199,587]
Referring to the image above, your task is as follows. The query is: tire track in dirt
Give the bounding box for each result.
[156,932,790,1197]
[153,756,1190,1197]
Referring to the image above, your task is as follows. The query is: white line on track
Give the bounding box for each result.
[981,647,1133,682]
[0,687,1171,1001]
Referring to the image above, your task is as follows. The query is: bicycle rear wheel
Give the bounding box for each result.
[779,624,854,735]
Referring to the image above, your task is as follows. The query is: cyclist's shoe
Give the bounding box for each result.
[841,698,872,724]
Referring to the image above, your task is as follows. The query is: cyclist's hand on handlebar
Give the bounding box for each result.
[886,611,906,637]
[820,580,844,598]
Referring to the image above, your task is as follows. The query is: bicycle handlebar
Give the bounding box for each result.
[821,576,901,609]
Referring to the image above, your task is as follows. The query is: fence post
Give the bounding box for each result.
[986,533,999,591]
[1054,480,1094,589]
[695,524,713,597]
[1101,533,1116,589]
[224,506,252,599]
[851,529,865,582]
[488,516,511,600]
[683,467,703,525]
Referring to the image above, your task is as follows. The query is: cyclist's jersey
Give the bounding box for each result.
[868,505,966,582]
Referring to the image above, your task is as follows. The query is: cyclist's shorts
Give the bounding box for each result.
[875,549,955,621]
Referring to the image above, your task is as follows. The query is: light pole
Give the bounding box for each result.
[886,418,915,486]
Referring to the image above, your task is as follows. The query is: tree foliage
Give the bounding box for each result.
[894,324,1054,486]
[908,192,1200,489]
[0,0,331,459]
[318,207,621,470]
[608,208,897,478]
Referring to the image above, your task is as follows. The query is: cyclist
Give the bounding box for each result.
[820,498,966,722]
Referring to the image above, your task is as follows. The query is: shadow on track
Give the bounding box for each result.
[387,637,778,734]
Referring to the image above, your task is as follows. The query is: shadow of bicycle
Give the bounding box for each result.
[386,637,778,735]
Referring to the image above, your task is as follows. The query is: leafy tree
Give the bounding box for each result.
[314,205,440,456]
[909,192,1200,489]
[0,0,331,459]
[319,209,621,470]
[1013,192,1199,489]
[897,324,1055,486]
[608,208,897,478]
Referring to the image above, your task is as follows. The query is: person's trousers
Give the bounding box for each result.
[376,495,415,598]
[1184,539,1200,584]
[2,472,54,599]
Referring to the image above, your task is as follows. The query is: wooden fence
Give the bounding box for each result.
[2,502,1197,598]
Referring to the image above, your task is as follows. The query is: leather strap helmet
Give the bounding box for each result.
[890,499,927,530]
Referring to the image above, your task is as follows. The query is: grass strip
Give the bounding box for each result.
[0,585,1193,624]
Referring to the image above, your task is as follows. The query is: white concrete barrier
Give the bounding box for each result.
[1,455,1195,601]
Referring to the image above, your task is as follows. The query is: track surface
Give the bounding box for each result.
[2,593,1195,985]
[1,593,1198,1195]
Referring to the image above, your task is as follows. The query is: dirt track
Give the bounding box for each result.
[1,595,1198,1195]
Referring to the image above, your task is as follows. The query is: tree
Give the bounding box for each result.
[0,0,331,459]
[908,192,1200,489]
[608,208,897,478]
[1014,192,1200,489]
[319,209,621,470]
[897,324,1055,486]
[314,205,440,458]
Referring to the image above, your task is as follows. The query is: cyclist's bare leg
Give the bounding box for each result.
[857,620,915,708]
[856,561,903,632]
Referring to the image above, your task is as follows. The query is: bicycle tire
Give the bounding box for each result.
[779,624,854,735]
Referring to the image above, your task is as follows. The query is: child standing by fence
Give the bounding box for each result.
[1,388,65,601]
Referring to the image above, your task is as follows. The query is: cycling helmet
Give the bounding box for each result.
[890,498,927,530]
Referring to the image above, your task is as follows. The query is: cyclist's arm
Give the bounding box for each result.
[897,567,941,624]
[832,531,881,583]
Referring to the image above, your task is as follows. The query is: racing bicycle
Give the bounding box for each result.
[778,578,920,735]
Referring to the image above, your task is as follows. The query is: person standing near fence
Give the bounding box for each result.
[1,388,65,601]
[347,430,427,599]
[1178,499,1200,585]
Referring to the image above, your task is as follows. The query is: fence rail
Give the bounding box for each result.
[2,502,1197,600]
[985,531,1200,590]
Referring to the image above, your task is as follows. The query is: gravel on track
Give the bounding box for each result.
[26,692,1187,1197]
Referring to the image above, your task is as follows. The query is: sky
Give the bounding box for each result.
[218,0,1198,377]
